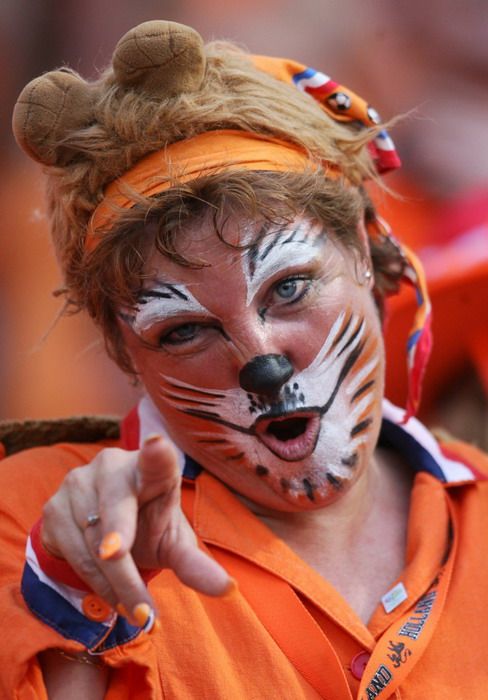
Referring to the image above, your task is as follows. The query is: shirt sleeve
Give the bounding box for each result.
[0,442,153,699]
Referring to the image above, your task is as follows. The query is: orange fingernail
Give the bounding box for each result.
[222,577,238,597]
[148,617,162,635]
[98,531,122,560]
[116,603,129,618]
[133,602,151,626]
[144,433,163,446]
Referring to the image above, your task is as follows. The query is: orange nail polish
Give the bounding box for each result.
[222,577,238,597]
[148,617,162,635]
[98,531,122,560]
[116,603,129,618]
[144,433,163,446]
[133,602,151,626]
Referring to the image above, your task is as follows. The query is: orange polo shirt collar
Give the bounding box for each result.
[185,466,453,642]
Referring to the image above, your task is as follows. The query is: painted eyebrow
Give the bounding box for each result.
[138,283,189,302]
[244,222,326,306]
[129,282,209,333]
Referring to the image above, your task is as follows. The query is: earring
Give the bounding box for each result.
[359,269,372,285]
[353,256,373,285]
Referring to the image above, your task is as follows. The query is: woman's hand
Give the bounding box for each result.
[41,435,232,624]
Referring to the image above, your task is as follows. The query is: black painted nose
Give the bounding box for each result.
[239,354,293,397]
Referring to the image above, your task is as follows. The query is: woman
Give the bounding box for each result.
[2,19,488,700]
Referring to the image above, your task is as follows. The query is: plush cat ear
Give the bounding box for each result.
[112,20,206,97]
[12,21,206,166]
[12,69,95,166]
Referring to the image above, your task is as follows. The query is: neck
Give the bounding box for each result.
[245,448,413,622]
[248,454,383,546]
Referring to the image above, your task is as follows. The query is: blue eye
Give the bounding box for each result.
[159,323,199,346]
[275,279,298,299]
[272,276,311,304]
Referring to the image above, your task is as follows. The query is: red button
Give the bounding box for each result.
[350,651,371,680]
[82,594,112,622]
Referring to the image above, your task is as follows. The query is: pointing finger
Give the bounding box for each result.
[136,435,182,504]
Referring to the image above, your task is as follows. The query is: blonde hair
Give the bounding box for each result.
[44,41,379,301]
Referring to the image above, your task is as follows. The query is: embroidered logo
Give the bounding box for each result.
[364,664,393,699]
[398,590,437,640]
[386,640,412,669]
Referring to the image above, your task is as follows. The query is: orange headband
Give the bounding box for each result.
[86,129,334,251]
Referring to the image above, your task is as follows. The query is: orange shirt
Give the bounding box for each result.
[1,429,488,699]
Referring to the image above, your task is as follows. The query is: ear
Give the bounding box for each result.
[354,219,374,289]
[356,218,372,255]
[12,70,95,166]
[112,20,206,97]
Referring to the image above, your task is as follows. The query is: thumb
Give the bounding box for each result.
[137,434,182,505]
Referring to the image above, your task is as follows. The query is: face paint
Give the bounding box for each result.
[157,306,381,503]
[244,219,324,307]
[120,215,384,511]
[122,283,208,334]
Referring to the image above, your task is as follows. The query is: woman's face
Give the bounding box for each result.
[119,213,385,511]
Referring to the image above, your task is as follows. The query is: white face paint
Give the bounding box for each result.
[120,215,384,511]
[124,283,207,334]
[157,307,381,505]
[243,220,323,306]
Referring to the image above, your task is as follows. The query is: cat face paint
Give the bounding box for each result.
[120,215,384,511]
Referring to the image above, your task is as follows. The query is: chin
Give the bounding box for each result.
[267,483,353,513]
[245,458,359,512]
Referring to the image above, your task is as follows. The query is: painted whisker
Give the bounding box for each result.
[308,309,350,369]
[320,339,366,415]
[326,473,343,490]
[350,417,373,437]
[353,394,376,426]
[302,478,315,501]
[181,408,225,421]
[337,318,365,357]
[161,378,227,399]
[180,408,253,433]
[167,397,219,407]
[226,452,245,461]
[332,312,354,349]
[350,379,375,403]
[341,452,359,468]
[345,356,379,395]
[350,393,375,423]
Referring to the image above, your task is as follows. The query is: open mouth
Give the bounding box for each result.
[255,411,321,462]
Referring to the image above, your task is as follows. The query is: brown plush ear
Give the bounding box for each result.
[12,70,94,166]
[112,20,206,97]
